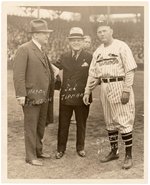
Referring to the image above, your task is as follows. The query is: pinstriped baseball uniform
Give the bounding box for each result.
[85,39,137,134]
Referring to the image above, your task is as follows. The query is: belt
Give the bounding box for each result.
[101,77,124,83]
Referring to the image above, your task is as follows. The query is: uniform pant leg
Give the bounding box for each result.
[23,105,41,161]
[74,105,90,151]
[57,104,73,152]
[100,84,115,131]
[110,89,135,134]
[36,101,49,156]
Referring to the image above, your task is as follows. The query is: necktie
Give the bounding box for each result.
[41,47,49,67]
[72,51,77,61]
[41,47,51,79]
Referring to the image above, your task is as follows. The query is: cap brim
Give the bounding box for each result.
[29,30,53,33]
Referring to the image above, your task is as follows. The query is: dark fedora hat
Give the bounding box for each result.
[29,19,53,33]
[67,27,84,39]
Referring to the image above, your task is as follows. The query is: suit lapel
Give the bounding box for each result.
[30,41,47,68]
[67,50,86,69]
[76,50,85,66]
[67,51,75,68]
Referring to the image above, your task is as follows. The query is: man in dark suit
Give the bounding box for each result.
[54,27,92,159]
[13,19,55,166]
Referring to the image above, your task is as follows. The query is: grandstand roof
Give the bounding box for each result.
[22,6,144,14]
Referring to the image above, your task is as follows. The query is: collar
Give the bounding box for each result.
[103,38,114,48]
[72,49,82,59]
[32,38,42,51]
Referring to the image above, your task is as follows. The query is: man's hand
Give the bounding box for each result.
[121,91,130,104]
[16,97,26,106]
[83,94,90,105]
[51,64,60,78]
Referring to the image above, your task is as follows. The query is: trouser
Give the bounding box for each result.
[57,103,90,152]
[100,82,135,134]
[23,101,49,161]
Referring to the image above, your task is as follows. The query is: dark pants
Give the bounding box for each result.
[23,102,48,161]
[57,103,90,152]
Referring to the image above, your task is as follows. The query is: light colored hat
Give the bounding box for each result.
[67,27,84,39]
[29,19,53,33]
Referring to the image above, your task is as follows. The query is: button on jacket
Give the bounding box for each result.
[54,50,92,105]
[13,40,54,105]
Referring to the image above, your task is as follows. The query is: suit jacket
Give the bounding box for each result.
[13,40,55,106]
[54,50,92,106]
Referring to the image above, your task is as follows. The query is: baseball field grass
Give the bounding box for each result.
[6,69,145,182]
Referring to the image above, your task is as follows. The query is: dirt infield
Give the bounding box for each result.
[7,70,144,181]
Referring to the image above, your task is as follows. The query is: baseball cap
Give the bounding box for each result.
[97,20,113,28]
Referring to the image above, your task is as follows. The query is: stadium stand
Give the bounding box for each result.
[7,15,144,68]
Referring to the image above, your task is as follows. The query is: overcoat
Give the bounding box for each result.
[13,40,54,121]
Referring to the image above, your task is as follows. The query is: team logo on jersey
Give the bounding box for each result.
[96,56,119,66]
[108,53,118,57]
[97,54,101,59]
[96,55,103,63]
[95,53,119,65]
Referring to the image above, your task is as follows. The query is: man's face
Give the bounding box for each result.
[69,38,84,51]
[84,37,91,49]
[97,26,113,44]
[34,32,50,45]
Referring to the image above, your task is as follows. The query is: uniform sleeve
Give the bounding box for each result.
[84,76,99,95]
[123,70,135,92]
[88,53,99,78]
[84,53,100,95]
[13,46,28,97]
[120,42,137,73]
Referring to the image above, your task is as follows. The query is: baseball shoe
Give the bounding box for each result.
[55,151,64,159]
[100,151,119,163]
[122,155,133,169]
[77,150,86,157]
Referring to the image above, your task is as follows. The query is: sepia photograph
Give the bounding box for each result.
[1,0,148,183]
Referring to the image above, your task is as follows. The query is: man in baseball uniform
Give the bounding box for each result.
[83,21,137,169]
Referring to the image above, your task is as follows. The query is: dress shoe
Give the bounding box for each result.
[55,151,64,159]
[26,159,43,166]
[77,150,86,157]
[122,155,133,169]
[100,151,119,163]
[37,153,51,159]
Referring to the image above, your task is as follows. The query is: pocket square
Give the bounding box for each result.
[81,62,89,67]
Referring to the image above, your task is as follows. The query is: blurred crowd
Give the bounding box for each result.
[7,15,144,67]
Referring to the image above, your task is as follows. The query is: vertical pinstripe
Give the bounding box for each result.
[100,82,135,133]
[87,39,137,134]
